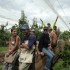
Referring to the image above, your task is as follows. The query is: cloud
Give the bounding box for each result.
[0,0,70,31]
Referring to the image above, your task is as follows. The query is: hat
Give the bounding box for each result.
[21,24,29,30]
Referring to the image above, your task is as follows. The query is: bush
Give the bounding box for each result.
[53,45,70,70]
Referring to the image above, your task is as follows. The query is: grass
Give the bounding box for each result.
[53,59,64,70]
[0,46,8,52]
[0,65,2,70]
[53,59,70,70]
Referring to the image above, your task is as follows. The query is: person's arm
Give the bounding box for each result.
[48,36,52,49]
[38,34,44,52]
[21,43,29,49]
[28,35,36,48]
[22,35,36,49]
[11,36,20,52]
[50,32,53,46]
[37,34,45,56]
[6,36,20,56]
[8,38,11,50]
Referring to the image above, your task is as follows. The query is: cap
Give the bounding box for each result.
[21,24,29,30]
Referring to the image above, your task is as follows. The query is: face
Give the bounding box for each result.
[22,29,29,35]
[49,29,52,33]
[47,23,51,27]
[48,24,50,27]
[54,26,57,30]
[11,29,17,36]
[44,29,48,34]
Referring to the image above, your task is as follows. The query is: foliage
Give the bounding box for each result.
[18,11,28,39]
[60,45,70,67]
[19,10,28,26]
[53,59,70,70]
[53,31,70,70]
[53,45,70,70]
[59,31,70,40]
[31,18,43,39]
[0,65,2,70]
[59,31,70,46]
[0,25,11,46]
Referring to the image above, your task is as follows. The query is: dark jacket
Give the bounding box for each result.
[38,33,50,52]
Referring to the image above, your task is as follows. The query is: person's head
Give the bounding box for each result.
[47,23,51,27]
[49,28,52,33]
[54,26,57,31]
[11,28,17,36]
[43,27,48,34]
[21,24,29,35]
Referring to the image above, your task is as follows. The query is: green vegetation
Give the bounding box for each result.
[53,45,70,70]
[59,31,70,40]
[31,18,43,39]
[53,31,70,70]
[53,59,70,70]
[0,11,45,46]
[0,65,2,70]
[0,23,11,46]
[0,47,8,52]
[0,11,70,70]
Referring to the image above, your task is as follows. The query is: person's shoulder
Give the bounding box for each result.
[51,31,55,34]
[16,35,20,39]
[29,34,36,38]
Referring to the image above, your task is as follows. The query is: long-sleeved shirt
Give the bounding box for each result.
[21,34,36,48]
[38,33,50,52]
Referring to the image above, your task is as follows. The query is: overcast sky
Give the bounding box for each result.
[0,0,70,31]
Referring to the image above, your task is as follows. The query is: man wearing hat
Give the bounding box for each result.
[38,27,54,70]
[19,24,36,70]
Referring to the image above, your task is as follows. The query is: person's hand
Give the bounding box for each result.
[48,44,52,49]
[48,45,52,49]
[37,51,41,55]
[6,50,12,57]
[40,52,44,56]
[20,45,23,48]
[37,51,44,56]
[22,43,29,49]
[20,44,26,48]
[35,51,38,56]
[6,52,10,57]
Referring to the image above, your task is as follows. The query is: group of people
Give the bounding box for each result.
[2,23,58,70]
[37,23,58,70]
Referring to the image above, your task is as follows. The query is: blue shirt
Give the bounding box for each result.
[21,34,36,48]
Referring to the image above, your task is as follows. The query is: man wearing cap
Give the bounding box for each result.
[38,27,54,70]
[19,24,36,70]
